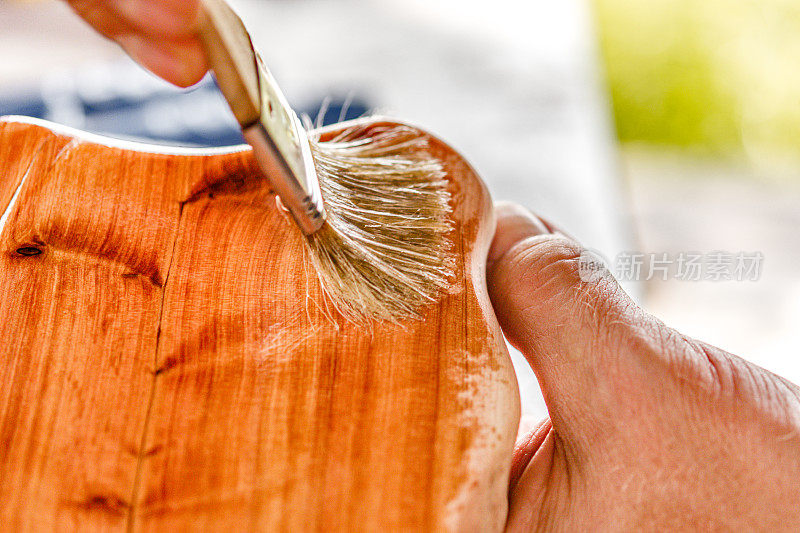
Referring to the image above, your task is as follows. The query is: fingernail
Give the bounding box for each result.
[488,202,551,265]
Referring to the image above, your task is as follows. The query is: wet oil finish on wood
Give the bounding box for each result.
[0,116,519,532]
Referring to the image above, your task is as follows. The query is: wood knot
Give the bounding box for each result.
[66,493,129,516]
[16,246,42,257]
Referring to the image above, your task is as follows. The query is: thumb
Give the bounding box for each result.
[487,203,648,431]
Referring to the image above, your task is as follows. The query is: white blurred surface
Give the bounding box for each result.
[625,152,800,386]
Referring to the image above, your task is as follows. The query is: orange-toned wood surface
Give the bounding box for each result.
[0,116,519,532]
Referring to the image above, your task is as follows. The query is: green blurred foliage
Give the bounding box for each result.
[593,0,800,162]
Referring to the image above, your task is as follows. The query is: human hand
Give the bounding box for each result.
[64,0,207,87]
[487,202,800,531]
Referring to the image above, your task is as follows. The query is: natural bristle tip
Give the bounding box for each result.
[302,123,455,323]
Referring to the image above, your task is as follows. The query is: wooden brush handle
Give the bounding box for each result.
[197,0,261,126]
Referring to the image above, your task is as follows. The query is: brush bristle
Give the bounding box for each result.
[303,123,455,323]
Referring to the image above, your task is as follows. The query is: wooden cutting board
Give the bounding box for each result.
[0,116,519,532]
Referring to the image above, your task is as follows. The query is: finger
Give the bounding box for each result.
[506,425,562,532]
[66,0,207,86]
[509,417,552,490]
[110,0,202,39]
[68,0,201,40]
[66,0,132,39]
[488,202,551,269]
[530,213,580,242]
[117,35,209,87]
[487,203,645,428]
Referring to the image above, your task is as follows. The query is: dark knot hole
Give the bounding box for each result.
[17,246,42,257]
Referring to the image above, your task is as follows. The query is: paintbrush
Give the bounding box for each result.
[198,0,454,322]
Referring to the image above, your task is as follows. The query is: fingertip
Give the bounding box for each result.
[119,36,208,88]
[169,41,210,87]
[488,202,550,267]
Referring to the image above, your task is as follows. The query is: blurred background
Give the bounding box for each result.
[1,0,798,421]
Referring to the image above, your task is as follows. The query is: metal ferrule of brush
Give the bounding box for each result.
[198,0,326,236]
[243,118,326,236]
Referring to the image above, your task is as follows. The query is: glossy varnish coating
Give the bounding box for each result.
[0,117,519,531]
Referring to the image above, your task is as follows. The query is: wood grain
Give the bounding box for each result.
[0,116,520,532]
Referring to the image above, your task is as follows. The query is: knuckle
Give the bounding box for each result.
[495,235,636,374]
[658,336,800,436]
[499,236,585,308]
[488,235,589,356]
[493,233,632,342]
